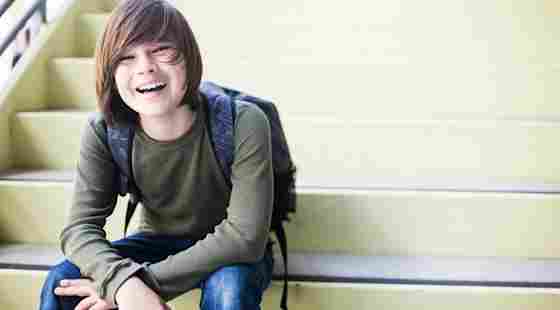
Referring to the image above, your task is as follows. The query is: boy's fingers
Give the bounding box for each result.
[54,285,92,297]
[90,300,114,310]
[75,296,97,310]
[59,278,92,287]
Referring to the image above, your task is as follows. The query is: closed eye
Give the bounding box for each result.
[153,46,179,62]
[119,55,134,62]
[153,46,170,53]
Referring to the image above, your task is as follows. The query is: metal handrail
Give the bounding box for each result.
[0,0,15,18]
[0,0,47,57]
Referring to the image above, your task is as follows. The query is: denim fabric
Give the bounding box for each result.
[39,233,273,310]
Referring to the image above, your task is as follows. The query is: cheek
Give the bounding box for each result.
[113,70,129,96]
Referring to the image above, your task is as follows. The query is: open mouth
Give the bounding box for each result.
[136,82,167,94]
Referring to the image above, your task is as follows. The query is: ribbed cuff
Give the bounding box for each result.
[95,258,145,306]
[136,263,162,296]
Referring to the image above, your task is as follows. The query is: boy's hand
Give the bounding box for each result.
[54,278,115,310]
[115,276,170,310]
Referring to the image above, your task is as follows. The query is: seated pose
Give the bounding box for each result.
[39,0,274,309]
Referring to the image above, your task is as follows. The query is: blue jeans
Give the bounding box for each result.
[39,233,274,310]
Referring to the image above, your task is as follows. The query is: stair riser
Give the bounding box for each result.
[0,183,128,245]
[12,113,560,186]
[48,59,97,111]
[3,182,560,258]
[12,114,83,169]
[47,58,560,119]
[0,114,9,170]
[5,270,560,310]
[72,0,560,119]
[294,190,560,257]
[76,15,108,57]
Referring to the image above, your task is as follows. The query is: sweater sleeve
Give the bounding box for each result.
[146,103,274,301]
[59,119,155,304]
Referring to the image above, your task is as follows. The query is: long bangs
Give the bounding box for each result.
[96,0,203,126]
[112,2,190,67]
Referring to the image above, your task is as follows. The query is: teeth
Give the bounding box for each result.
[138,82,165,92]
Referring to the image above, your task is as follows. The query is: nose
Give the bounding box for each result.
[135,53,157,75]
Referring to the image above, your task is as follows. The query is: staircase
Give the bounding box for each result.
[2,0,560,309]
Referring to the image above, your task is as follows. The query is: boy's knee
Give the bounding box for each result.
[201,265,263,310]
[48,260,81,283]
[40,260,82,310]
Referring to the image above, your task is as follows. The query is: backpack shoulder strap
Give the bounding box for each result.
[87,113,130,196]
[201,82,236,183]
[100,118,140,235]
[106,123,135,196]
[87,114,139,235]
[88,112,109,148]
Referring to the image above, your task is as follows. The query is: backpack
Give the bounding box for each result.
[93,81,296,310]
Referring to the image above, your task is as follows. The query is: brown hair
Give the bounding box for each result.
[95,0,203,126]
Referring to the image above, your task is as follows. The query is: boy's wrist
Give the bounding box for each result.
[115,276,167,310]
[115,276,142,305]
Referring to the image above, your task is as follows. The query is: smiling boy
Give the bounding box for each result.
[38,1,274,309]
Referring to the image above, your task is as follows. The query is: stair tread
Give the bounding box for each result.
[0,169,74,182]
[3,243,560,286]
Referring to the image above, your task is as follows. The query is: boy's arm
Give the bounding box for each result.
[145,104,274,301]
[60,120,152,304]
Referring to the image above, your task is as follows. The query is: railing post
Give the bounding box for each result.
[40,0,47,23]
[0,0,48,57]
[0,0,15,19]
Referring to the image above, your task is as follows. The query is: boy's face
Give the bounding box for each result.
[114,41,187,119]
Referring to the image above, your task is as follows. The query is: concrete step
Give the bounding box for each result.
[10,111,87,169]
[46,57,560,120]
[0,174,128,245]
[11,111,560,186]
[47,59,96,111]
[78,0,560,67]
[5,243,560,288]
[76,14,109,57]
[3,170,560,257]
[77,8,560,66]
[4,269,560,310]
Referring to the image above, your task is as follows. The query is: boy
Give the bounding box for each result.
[39,0,274,309]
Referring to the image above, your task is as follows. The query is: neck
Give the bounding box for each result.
[139,105,195,141]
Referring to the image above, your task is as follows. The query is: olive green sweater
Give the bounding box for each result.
[60,102,273,302]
